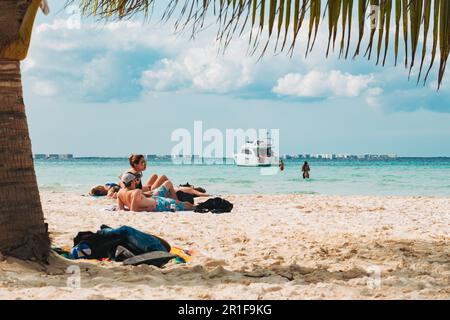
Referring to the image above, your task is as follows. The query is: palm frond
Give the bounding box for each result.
[71,0,450,88]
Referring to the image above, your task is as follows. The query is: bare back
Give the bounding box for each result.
[117,188,156,212]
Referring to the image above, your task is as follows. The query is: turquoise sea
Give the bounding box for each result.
[34,157,450,196]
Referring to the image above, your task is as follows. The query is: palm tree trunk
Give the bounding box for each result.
[0,59,50,262]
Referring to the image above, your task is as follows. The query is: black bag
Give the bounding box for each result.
[176,190,195,204]
[194,197,233,214]
[73,230,143,260]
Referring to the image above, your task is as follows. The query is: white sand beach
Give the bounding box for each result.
[0,191,449,300]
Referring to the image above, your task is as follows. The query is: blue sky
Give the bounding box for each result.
[23,3,450,157]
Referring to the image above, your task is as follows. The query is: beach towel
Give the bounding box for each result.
[52,246,73,259]
[170,246,194,263]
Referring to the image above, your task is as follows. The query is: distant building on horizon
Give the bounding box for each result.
[288,153,397,160]
[147,154,172,160]
[58,154,73,160]
[34,154,73,160]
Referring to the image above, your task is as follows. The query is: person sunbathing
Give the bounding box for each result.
[90,183,120,199]
[117,172,196,212]
[151,180,209,199]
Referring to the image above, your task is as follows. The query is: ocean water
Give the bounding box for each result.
[34,157,450,196]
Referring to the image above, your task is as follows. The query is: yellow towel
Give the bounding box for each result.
[170,247,194,263]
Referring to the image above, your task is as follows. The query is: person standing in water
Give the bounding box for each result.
[302,161,311,179]
[279,159,284,172]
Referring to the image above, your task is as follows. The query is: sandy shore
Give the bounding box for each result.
[0,191,449,299]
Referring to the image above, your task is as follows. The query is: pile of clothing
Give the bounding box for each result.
[60,225,187,267]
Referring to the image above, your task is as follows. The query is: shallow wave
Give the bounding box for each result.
[35,159,450,196]
[289,191,320,195]
[196,177,227,182]
[229,180,256,184]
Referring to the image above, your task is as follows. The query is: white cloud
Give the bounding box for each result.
[31,80,58,96]
[26,17,385,99]
[35,19,83,51]
[81,55,114,93]
[28,12,443,112]
[141,42,255,93]
[273,70,375,98]
[141,59,187,91]
[30,18,259,97]
[33,19,182,53]
[367,87,384,96]
[365,87,384,108]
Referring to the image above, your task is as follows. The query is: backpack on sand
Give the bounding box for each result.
[73,231,124,260]
[194,197,233,214]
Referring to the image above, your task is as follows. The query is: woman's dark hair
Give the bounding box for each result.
[90,185,107,196]
[129,154,145,168]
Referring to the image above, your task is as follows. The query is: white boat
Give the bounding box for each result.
[234,140,277,167]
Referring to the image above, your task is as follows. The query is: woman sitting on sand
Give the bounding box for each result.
[123,154,168,192]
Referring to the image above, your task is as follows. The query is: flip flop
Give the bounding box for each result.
[123,251,177,267]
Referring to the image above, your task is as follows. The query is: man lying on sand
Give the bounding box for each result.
[117,172,196,212]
